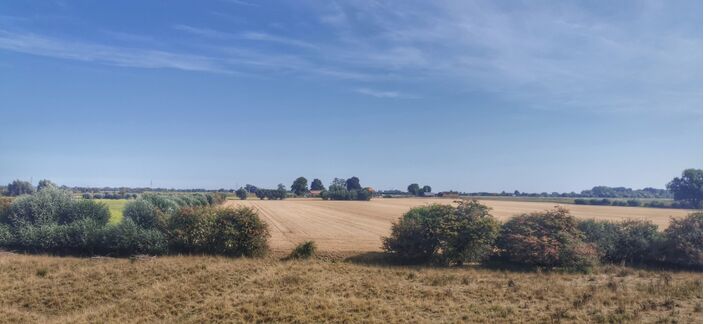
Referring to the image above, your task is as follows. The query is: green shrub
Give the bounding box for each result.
[123,200,166,230]
[626,199,641,207]
[62,199,110,225]
[0,197,11,224]
[210,207,269,257]
[663,212,702,268]
[7,188,73,227]
[612,220,662,264]
[168,207,216,253]
[383,200,500,265]
[59,219,109,255]
[14,224,62,253]
[578,219,620,263]
[0,223,13,248]
[288,241,316,259]
[104,219,168,256]
[497,207,597,270]
[579,219,662,265]
[140,193,180,214]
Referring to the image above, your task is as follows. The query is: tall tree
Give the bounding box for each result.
[291,177,309,196]
[346,177,361,191]
[311,178,324,191]
[407,183,421,196]
[7,180,34,196]
[37,179,56,191]
[329,178,347,191]
[667,169,703,208]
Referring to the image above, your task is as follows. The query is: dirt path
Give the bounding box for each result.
[225,198,694,252]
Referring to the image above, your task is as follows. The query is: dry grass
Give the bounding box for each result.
[0,253,700,323]
[225,198,693,252]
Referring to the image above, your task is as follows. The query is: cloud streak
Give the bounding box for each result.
[355,88,418,99]
[0,0,699,113]
[0,30,230,73]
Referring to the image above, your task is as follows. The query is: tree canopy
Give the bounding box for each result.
[37,179,56,191]
[667,169,703,208]
[346,177,361,191]
[311,179,324,191]
[6,180,34,196]
[291,177,309,196]
[407,184,421,196]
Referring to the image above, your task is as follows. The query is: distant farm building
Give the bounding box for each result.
[308,190,323,197]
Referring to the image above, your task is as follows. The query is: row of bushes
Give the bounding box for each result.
[254,189,287,200]
[82,192,138,200]
[383,200,702,270]
[573,198,694,209]
[320,189,373,201]
[574,198,642,206]
[0,189,263,256]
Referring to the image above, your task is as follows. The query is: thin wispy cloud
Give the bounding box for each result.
[0,30,230,74]
[174,24,318,50]
[221,0,257,7]
[355,88,419,99]
[0,1,698,114]
[239,31,318,49]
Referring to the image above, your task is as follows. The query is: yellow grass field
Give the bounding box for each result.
[225,198,694,252]
[0,254,700,323]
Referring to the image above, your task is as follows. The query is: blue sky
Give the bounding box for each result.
[0,0,701,192]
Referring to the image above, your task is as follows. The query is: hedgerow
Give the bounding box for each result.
[0,189,266,257]
[320,188,373,201]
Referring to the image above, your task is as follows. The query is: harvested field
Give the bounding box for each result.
[225,198,694,252]
[0,254,700,323]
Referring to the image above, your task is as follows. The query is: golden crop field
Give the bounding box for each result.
[225,198,694,252]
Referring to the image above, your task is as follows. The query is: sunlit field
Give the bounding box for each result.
[94,199,128,224]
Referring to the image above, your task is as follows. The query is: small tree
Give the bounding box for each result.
[422,185,432,193]
[291,177,309,196]
[346,177,361,191]
[235,188,248,200]
[311,179,324,191]
[667,169,703,208]
[407,183,420,196]
[7,180,34,196]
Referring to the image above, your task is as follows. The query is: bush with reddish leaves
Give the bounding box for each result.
[497,207,597,270]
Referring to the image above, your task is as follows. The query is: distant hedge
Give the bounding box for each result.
[321,188,373,201]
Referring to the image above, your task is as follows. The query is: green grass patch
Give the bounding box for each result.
[94,199,128,224]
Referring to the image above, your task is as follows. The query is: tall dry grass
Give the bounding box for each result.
[0,253,700,323]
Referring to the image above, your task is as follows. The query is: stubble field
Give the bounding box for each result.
[225,198,693,252]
